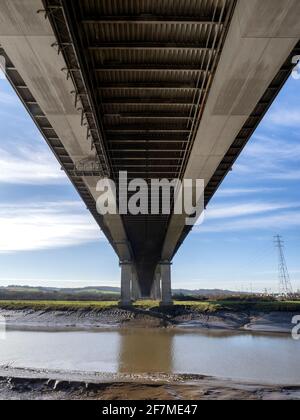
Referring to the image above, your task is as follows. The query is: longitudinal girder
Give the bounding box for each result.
[41,0,236,291]
[2,0,299,296]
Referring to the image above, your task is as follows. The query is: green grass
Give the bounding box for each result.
[134,300,300,313]
[0,299,299,313]
[133,300,221,312]
[0,299,217,312]
[214,300,300,312]
[0,300,119,312]
[174,301,222,312]
[0,299,169,312]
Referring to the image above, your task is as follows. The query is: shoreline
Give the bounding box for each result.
[0,308,299,400]
[0,367,299,400]
[0,307,296,335]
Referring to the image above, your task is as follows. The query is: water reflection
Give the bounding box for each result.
[0,328,299,384]
[118,329,174,373]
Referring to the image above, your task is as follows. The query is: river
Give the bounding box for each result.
[0,328,299,384]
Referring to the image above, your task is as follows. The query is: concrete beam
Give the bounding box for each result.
[84,177,132,260]
[0,0,53,36]
[120,262,133,306]
[160,262,173,306]
[162,0,300,260]
[0,0,132,261]
[131,270,141,301]
[151,267,161,301]
[0,0,90,160]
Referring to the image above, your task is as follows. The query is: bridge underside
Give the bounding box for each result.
[49,0,237,294]
[0,0,299,301]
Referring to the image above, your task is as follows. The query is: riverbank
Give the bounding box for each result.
[1,301,298,400]
[0,302,298,333]
[0,367,299,400]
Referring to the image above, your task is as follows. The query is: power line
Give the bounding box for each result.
[274,235,293,296]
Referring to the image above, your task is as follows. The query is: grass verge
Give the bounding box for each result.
[0,299,299,313]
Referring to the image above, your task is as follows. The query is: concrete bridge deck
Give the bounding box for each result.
[0,0,299,304]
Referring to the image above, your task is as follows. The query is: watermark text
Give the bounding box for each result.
[96,172,205,226]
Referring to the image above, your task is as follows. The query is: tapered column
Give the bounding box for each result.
[151,267,161,300]
[131,270,141,301]
[120,262,132,306]
[160,261,173,306]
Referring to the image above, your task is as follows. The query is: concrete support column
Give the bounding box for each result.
[160,261,173,306]
[131,270,141,301]
[120,262,133,306]
[151,268,161,300]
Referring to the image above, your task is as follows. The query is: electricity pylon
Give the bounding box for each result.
[274,235,293,296]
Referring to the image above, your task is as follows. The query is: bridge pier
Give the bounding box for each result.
[151,267,162,300]
[120,262,133,307]
[159,262,173,306]
[131,270,141,301]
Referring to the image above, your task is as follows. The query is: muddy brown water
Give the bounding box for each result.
[0,328,299,385]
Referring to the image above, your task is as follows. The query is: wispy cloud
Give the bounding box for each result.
[0,145,67,185]
[268,170,300,181]
[0,89,18,106]
[245,134,300,161]
[206,202,298,220]
[266,108,300,127]
[234,134,300,180]
[0,278,120,288]
[0,201,102,253]
[218,187,284,197]
[194,199,300,233]
[196,210,300,233]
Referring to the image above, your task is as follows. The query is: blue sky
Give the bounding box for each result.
[0,70,299,293]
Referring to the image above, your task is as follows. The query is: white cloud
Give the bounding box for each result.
[0,88,18,106]
[196,211,300,233]
[234,134,300,180]
[0,201,102,253]
[205,202,299,220]
[0,145,67,185]
[266,108,300,127]
[194,199,300,232]
[0,278,120,288]
[217,187,283,197]
[245,134,300,161]
[268,170,300,181]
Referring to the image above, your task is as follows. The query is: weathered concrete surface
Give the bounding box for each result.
[0,0,299,297]
[160,263,173,306]
[0,0,132,263]
[162,0,300,260]
[120,263,133,306]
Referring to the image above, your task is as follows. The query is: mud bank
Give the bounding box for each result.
[0,307,296,334]
[0,367,299,400]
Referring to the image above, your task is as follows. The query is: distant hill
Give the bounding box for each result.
[0,285,242,301]
[173,289,242,297]
[0,285,121,301]
[6,285,121,294]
